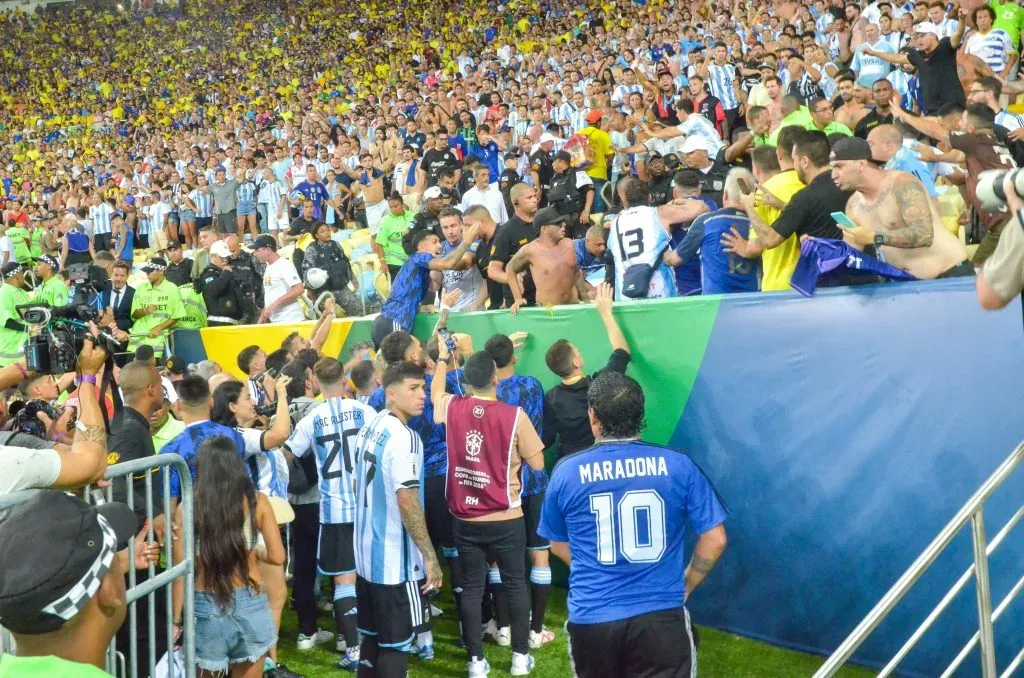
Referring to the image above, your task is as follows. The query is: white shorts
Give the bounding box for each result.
[365,200,389,236]
[268,211,288,232]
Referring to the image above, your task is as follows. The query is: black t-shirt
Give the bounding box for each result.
[499,168,520,214]
[530,150,555,194]
[542,348,632,457]
[421,148,461,186]
[491,215,539,306]
[907,38,965,115]
[474,231,504,308]
[771,171,851,241]
[290,217,320,238]
[108,406,160,528]
[854,110,895,139]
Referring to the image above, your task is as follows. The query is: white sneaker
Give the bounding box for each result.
[430,603,444,617]
[511,652,535,676]
[336,637,347,652]
[529,628,555,649]
[481,619,497,640]
[296,628,334,650]
[496,626,511,647]
[468,657,490,677]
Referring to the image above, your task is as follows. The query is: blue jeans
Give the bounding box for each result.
[194,587,276,672]
[592,179,608,213]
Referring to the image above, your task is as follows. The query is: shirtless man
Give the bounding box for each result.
[828,137,971,280]
[506,207,586,312]
[834,74,870,131]
[341,152,388,232]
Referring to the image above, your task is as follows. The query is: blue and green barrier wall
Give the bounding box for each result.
[173,278,1023,677]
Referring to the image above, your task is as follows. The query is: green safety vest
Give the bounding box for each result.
[6,226,31,264]
[29,227,44,259]
[0,282,30,365]
[33,275,68,308]
[130,278,184,338]
[176,283,208,329]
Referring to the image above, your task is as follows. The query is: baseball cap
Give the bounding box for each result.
[0,492,136,634]
[680,135,711,154]
[534,206,570,228]
[209,241,231,258]
[830,136,880,163]
[553,150,572,164]
[504,150,522,161]
[37,254,59,270]
[141,256,167,273]
[166,240,182,251]
[539,133,559,145]
[1,263,25,280]
[913,21,941,38]
[586,110,604,124]
[423,186,444,200]
[164,355,188,375]
[253,234,277,251]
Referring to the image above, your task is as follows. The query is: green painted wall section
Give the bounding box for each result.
[338,296,722,446]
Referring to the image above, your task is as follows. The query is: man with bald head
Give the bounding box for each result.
[866,124,939,196]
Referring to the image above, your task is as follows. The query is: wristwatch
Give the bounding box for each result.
[873,233,886,248]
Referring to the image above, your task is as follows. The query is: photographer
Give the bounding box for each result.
[0,335,109,494]
[0,263,30,367]
[978,173,1024,309]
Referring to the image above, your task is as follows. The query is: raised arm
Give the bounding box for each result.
[428,223,480,271]
[593,282,628,353]
[891,100,950,146]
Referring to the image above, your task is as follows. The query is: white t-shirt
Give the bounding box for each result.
[0,236,13,266]
[0,446,61,495]
[263,256,305,323]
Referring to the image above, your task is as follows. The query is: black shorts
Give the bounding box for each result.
[216,210,237,234]
[94,232,112,252]
[522,491,550,550]
[371,314,404,350]
[424,474,455,550]
[317,522,356,576]
[356,576,432,649]
[196,216,213,230]
[567,607,697,678]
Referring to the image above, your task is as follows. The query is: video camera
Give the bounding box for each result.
[17,263,121,375]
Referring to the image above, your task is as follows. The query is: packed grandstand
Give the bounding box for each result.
[0,0,1022,676]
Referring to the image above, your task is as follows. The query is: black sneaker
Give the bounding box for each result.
[266,664,304,678]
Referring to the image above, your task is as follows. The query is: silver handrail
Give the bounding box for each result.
[814,442,1023,678]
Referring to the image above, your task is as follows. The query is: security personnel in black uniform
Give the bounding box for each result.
[547,150,595,239]
[225,241,264,323]
[195,242,245,326]
[163,241,194,286]
[645,152,675,206]
[680,135,729,207]
[530,135,556,206]
[499,151,522,216]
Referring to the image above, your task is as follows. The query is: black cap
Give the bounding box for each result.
[253,234,277,251]
[534,206,570,228]
[553,150,572,164]
[830,136,877,163]
[0,492,136,634]
[1,263,24,280]
[141,257,167,272]
[37,254,59,270]
[164,355,188,375]
[166,241,182,251]
[504,150,522,161]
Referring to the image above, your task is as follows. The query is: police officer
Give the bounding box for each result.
[223,235,264,323]
[499,151,522,216]
[546,151,595,239]
[646,153,674,206]
[195,241,244,326]
[530,134,557,206]
[163,241,193,286]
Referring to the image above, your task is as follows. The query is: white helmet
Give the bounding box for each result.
[305,267,328,290]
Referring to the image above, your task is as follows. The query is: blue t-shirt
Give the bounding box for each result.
[497,374,548,497]
[161,421,248,498]
[675,207,760,295]
[291,180,331,220]
[471,140,501,182]
[574,238,606,287]
[380,251,433,330]
[538,441,728,624]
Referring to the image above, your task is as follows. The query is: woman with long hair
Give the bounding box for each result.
[210,377,293,672]
[172,436,284,678]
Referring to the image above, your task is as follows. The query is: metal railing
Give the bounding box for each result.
[814,442,1023,678]
[0,454,196,678]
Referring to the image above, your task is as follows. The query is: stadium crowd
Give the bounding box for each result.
[2,0,1024,674]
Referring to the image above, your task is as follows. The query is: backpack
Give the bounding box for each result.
[564,132,596,170]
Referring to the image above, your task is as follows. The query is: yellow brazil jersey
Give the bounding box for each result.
[580,126,613,182]
[751,169,805,292]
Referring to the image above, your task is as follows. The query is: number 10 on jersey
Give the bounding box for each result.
[590,490,666,565]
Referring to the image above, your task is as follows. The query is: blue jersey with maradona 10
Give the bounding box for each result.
[284,397,377,524]
[674,207,760,295]
[161,421,248,499]
[497,374,548,496]
[380,252,433,331]
[538,441,727,625]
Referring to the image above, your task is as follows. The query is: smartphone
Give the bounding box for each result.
[831,211,857,230]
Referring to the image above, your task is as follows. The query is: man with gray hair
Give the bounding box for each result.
[665,167,762,294]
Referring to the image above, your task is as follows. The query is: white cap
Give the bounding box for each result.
[210,241,231,258]
[680,135,711,155]
[539,133,560,145]
[912,21,941,38]
[423,186,444,200]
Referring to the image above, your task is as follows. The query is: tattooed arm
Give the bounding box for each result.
[53,341,109,489]
[880,180,936,248]
[397,487,443,592]
[741,200,785,249]
[684,524,727,599]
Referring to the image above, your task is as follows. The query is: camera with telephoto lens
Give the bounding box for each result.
[18,264,120,374]
[976,168,1024,212]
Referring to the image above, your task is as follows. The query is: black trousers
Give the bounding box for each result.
[454,516,530,657]
[567,606,698,678]
[292,502,320,636]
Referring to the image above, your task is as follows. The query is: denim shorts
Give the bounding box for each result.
[237,200,256,216]
[194,587,276,672]
[179,208,196,222]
